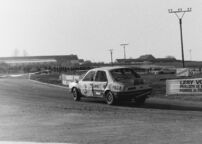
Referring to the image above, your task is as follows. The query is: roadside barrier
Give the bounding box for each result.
[61,74,80,86]
[166,78,202,95]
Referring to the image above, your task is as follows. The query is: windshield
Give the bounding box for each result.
[110,68,140,82]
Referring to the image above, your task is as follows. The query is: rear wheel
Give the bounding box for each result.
[105,91,116,105]
[72,88,81,101]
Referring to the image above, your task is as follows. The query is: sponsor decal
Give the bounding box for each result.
[84,84,88,94]
[93,84,100,89]
[95,92,101,95]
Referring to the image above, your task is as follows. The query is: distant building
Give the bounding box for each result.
[78,59,85,65]
[138,54,156,61]
[115,58,152,65]
[1,59,57,66]
[116,54,178,64]
[0,54,79,67]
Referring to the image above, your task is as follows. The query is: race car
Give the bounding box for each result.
[69,66,152,105]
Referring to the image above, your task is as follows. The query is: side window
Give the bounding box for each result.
[82,71,95,81]
[95,71,108,82]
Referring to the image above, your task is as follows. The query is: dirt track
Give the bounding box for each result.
[1,78,202,144]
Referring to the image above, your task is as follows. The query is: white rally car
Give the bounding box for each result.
[69,66,152,105]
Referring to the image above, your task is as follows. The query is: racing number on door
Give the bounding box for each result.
[81,71,95,97]
[93,71,108,97]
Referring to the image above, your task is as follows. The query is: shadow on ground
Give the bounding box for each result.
[139,102,202,112]
[80,97,202,112]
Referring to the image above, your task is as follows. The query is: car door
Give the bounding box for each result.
[93,71,108,97]
[79,70,95,97]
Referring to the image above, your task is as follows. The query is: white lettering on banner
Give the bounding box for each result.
[166,78,202,95]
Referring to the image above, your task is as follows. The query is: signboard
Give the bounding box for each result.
[61,74,80,86]
[176,68,192,77]
[166,78,202,95]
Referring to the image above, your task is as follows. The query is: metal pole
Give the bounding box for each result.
[179,18,185,68]
[189,49,192,61]
[120,43,128,62]
[168,8,191,68]
[123,46,126,60]
[109,49,113,66]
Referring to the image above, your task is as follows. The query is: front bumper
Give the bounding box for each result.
[112,88,152,100]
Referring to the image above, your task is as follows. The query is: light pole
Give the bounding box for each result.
[168,8,192,68]
[109,49,113,66]
[189,49,192,61]
[120,43,129,61]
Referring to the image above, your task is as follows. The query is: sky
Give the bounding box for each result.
[0,0,201,62]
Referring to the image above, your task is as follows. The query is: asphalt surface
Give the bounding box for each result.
[1,78,202,144]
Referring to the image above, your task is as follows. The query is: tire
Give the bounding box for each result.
[72,88,81,101]
[105,91,116,105]
[135,96,146,106]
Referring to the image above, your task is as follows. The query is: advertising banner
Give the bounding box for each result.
[166,78,202,95]
[176,68,192,77]
[61,74,80,86]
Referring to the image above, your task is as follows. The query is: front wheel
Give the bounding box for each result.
[105,91,116,105]
[72,88,81,101]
